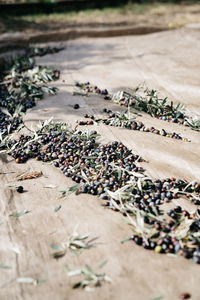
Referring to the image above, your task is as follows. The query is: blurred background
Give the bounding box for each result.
[0,0,199,34]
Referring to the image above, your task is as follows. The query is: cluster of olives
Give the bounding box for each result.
[73,82,192,129]
[6,122,200,264]
[75,81,111,100]
[83,109,188,141]
[0,110,22,136]
[1,49,200,265]
[132,206,200,264]
[0,83,36,115]
[0,48,61,139]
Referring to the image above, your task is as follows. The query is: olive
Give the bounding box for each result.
[54,161,59,167]
[100,193,108,200]
[133,236,142,246]
[174,205,182,213]
[104,96,111,100]
[179,293,191,299]
[193,256,200,264]
[149,241,156,249]
[73,104,80,109]
[17,186,24,193]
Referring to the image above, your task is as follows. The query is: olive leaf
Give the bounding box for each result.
[10,210,29,217]
[51,229,97,258]
[17,277,47,285]
[54,205,61,212]
[44,184,57,189]
[150,297,163,300]
[170,218,194,240]
[65,262,111,291]
[60,183,84,197]
[0,264,11,269]
[186,118,200,131]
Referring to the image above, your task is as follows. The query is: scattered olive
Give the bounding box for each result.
[73,104,80,109]
[17,186,24,193]
[180,292,191,299]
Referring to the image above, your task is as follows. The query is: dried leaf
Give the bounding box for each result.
[17,171,42,181]
[171,219,193,240]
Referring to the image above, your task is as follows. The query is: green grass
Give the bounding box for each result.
[0,2,156,32]
[0,2,169,25]
[12,3,154,22]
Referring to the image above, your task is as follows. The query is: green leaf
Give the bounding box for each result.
[17,277,36,284]
[0,171,15,174]
[50,244,62,250]
[54,204,61,212]
[98,260,107,269]
[37,279,47,284]
[121,237,131,244]
[64,264,71,272]
[60,190,67,198]
[0,264,11,269]
[60,183,83,197]
[85,264,94,274]
[76,235,89,241]
[67,183,84,193]
[70,240,87,248]
[150,297,163,300]
[117,168,122,181]
[67,269,82,277]
[10,210,29,217]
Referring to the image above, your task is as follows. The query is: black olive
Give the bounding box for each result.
[73,104,80,109]
[17,186,24,193]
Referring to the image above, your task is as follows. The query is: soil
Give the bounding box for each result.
[0,26,200,300]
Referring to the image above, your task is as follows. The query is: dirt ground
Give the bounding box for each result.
[0,26,200,300]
